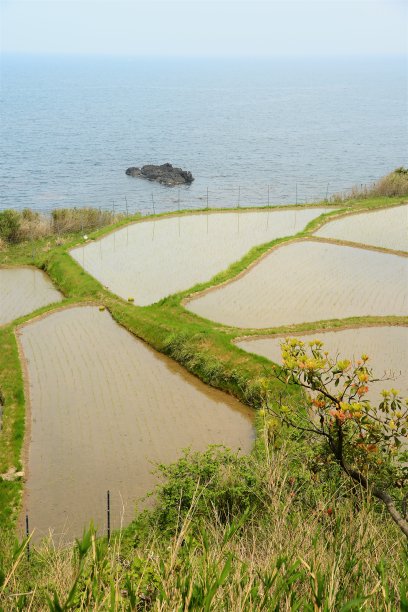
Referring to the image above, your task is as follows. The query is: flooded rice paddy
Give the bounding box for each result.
[18,306,253,540]
[315,204,408,252]
[236,326,408,403]
[0,267,62,325]
[70,208,329,305]
[185,241,408,328]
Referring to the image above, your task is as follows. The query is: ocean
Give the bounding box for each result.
[1,55,406,215]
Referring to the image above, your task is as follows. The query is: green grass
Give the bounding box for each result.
[1,440,407,610]
[0,326,25,473]
[303,195,407,232]
[0,326,25,530]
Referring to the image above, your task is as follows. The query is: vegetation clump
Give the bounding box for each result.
[51,208,118,235]
[268,338,408,537]
[369,166,408,197]
[149,446,264,532]
[0,210,21,244]
[0,207,123,245]
[332,167,408,201]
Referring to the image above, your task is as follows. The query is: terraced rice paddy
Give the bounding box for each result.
[236,326,408,403]
[70,208,329,305]
[315,204,408,252]
[185,241,408,328]
[0,267,62,325]
[18,306,253,540]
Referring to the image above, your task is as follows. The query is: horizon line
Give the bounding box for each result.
[2,51,407,60]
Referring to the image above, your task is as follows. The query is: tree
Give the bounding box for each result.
[267,337,408,537]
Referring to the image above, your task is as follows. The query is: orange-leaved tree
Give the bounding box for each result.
[268,338,408,537]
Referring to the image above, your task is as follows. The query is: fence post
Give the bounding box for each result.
[125,196,129,217]
[267,184,270,207]
[295,183,298,205]
[206,187,209,210]
[151,194,155,215]
[237,186,240,209]
[107,490,111,543]
[26,513,30,561]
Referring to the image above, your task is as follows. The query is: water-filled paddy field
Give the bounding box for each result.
[185,241,408,328]
[70,208,329,305]
[18,306,253,540]
[315,204,408,252]
[236,326,408,403]
[0,267,62,325]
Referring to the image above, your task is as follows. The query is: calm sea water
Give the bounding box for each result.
[1,55,406,215]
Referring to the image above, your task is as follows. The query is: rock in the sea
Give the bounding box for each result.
[125,167,143,177]
[125,163,194,186]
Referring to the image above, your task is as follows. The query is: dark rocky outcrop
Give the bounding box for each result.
[125,163,194,186]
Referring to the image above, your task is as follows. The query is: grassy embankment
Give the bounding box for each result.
[0,185,407,608]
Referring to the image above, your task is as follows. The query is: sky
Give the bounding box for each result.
[0,0,407,58]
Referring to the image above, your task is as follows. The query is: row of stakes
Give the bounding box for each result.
[111,183,337,217]
[25,490,112,561]
[13,179,376,218]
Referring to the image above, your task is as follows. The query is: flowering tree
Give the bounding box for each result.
[269,338,408,537]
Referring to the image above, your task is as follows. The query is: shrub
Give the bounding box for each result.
[150,446,264,532]
[0,210,21,243]
[268,338,408,537]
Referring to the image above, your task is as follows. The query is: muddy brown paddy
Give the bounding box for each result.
[0,267,62,325]
[18,307,253,541]
[315,204,408,252]
[186,241,408,328]
[237,326,408,403]
[70,208,329,305]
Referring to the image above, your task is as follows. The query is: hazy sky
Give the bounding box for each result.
[1,0,407,57]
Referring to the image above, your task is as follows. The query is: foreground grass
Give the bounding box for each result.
[0,194,407,608]
[1,441,407,610]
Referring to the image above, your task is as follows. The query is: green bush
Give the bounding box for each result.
[0,210,21,243]
[150,446,263,532]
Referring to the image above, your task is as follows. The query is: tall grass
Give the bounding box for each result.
[51,208,119,235]
[331,167,408,202]
[0,208,123,245]
[0,441,406,610]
